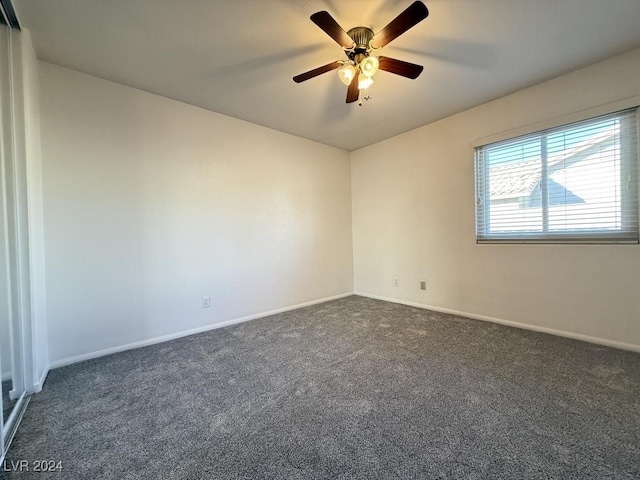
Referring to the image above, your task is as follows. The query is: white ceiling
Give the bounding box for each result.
[13,0,640,151]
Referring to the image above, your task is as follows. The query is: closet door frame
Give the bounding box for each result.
[0,22,32,461]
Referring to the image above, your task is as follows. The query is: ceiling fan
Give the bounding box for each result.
[293,1,429,105]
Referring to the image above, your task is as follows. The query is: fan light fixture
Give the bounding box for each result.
[360,56,379,78]
[338,57,378,89]
[338,63,357,86]
[357,73,374,90]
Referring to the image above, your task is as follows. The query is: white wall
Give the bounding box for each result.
[39,62,353,364]
[352,47,640,349]
[38,46,640,365]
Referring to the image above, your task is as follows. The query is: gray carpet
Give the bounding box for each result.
[3,295,640,479]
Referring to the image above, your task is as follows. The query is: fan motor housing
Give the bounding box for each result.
[346,26,374,62]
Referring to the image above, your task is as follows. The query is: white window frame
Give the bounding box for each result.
[474,108,639,244]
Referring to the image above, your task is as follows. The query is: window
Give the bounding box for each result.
[475,108,639,244]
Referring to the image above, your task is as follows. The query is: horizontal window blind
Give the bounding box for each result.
[475,108,639,244]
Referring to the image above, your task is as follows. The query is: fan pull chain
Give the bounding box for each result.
[358,88,372,106]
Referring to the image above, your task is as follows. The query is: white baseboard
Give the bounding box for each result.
[49,292,354,369]
[30,366,49,393]
[354,292,640,353]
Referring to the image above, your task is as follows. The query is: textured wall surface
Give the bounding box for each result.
[352,48,640,348]
[39,62,353,363]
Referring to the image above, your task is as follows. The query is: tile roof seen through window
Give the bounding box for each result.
[488,128,617,199]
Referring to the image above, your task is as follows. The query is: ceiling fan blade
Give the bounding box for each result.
[377,56,424,79]
[293,61,342,83]
[372,1,429,49]
[310,11,354,48]
[346,74,359,103]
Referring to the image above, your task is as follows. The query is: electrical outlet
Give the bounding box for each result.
[393,277,399,287]
[420,280,427,291]
[202,296,211,308]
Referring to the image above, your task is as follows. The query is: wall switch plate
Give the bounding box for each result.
[202,296,211,308]
[420,280,427,290]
